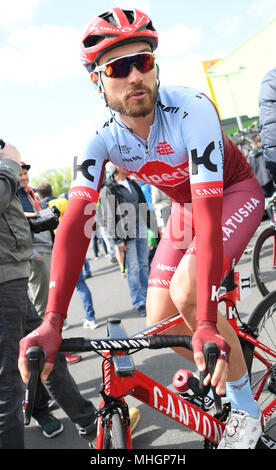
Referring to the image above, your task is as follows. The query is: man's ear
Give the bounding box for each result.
[90,73,102,92]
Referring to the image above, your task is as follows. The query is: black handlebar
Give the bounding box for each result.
[24,347,45,425]
[200,343,222,414]
[59,334,193,352]
[24,335,222,425]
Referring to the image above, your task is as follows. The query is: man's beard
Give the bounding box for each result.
[105,82,159,118]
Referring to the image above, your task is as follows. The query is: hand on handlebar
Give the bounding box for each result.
[192,321,230,396]
[18,312,64,384]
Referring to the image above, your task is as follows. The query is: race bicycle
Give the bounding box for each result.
[24,269,276,449]
[252,205,276,296]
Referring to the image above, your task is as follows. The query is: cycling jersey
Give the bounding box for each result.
[70,86,251,204]
[46,86,255,323]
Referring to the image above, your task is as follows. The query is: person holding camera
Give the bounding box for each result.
[17,162,53,319]
[0,141,98,448]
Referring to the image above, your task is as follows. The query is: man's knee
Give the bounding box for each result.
[169,276,196,318]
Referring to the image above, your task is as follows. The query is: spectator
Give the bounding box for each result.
[0,142,97,448]
[151,186,172,235]
[95,196,118,263]
[83,257,92,279]
[259,67,276,186]
[100,164,150,316]
[92,230,109,258]
[76,269,99,330]
[247,135,274,198]
[36,182,56,208]
[134,179,159,266]
[48,192,69,220]
[17,168,53,319]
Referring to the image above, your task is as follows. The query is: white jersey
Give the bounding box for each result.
[70,86,243,204]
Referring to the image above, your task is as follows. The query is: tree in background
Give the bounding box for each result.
[31,168,72,196]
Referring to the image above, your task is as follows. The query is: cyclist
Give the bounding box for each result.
[19,8,265,448]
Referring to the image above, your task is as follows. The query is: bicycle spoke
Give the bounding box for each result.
[253,227,276,295]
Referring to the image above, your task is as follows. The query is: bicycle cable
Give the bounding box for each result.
[218,297,247,328]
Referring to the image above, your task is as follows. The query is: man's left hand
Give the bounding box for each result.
[192,320,230,395]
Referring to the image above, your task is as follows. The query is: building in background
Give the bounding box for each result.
[177,17,276,135]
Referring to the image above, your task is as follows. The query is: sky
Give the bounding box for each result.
[0,0,275,181]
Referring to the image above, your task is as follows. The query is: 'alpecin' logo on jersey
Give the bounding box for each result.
[131,161,189,186]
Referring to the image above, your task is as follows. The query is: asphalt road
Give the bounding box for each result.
[24,221,269,451]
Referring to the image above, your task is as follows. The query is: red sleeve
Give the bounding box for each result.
[191,192,223,323]
[45,196,97,317]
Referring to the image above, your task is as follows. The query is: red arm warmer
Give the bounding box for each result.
[45,196,97,317]
[191,194,223,324]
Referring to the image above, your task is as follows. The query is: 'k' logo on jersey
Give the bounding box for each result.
[191,141,217,175]
[73,156,96,182]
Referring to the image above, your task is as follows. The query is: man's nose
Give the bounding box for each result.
[127,65,143,83]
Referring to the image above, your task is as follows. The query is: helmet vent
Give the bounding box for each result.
[99,11,119,27]
[83,34,118,48]
[122,10,136,25]
[83,34,105,48]
[137,20,156,33]
[146,20,156,32]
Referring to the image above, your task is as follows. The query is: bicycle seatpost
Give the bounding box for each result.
[24,346,45,425]
[199,342,222,415]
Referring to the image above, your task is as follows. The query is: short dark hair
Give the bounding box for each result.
[36,182,53,198]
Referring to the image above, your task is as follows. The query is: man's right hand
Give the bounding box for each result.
[117,241,128,253]
[18,312,64,383]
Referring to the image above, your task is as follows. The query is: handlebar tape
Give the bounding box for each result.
[24,347,45,425]
[60,335,193,352]
[200,342,222,414]
[148,335,193,350]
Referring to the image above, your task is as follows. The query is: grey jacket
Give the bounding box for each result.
[0,158,32,283]
[259,67,276,181]
[100,176,157,244]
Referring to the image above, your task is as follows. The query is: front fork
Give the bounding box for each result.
[95,351,132,449]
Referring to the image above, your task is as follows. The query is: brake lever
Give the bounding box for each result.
[24,347,45,425]
[199,342,222,415]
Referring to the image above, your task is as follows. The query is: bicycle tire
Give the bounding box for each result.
[252,226,276,296]
[102,410,127,449]
[242,290,276,434]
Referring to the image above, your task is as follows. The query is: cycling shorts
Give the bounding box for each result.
[148,176,264,289]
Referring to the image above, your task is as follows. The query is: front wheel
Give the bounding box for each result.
[242,291,276,438]
[252,226,276,296]
[103,410,127,449]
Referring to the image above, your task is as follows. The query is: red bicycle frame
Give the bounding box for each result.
[96,349,225,449]
[95,270,276,449]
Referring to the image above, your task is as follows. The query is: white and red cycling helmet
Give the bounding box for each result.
[80,8,158,72]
